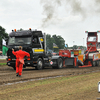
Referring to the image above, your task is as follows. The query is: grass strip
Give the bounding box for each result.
[0,63,6,65]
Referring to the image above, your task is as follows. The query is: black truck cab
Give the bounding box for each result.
[7,29,63,70]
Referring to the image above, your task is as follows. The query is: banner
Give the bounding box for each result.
[2,39,6,46]
[2,39,8,55]
[53,43,59,48]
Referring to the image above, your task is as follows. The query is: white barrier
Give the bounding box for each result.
[0,56,7,59]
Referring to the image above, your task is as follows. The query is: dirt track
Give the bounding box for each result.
[0,64,100,85]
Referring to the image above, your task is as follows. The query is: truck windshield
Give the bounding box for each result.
[88,36,96,42]
[8,36,31,45]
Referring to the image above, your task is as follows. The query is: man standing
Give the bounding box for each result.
[12,46,30,77]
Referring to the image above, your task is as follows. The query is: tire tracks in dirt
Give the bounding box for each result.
[0,66,100,86]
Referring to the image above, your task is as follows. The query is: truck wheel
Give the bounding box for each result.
[92,61,96,67]
[36,58,43,70]
[52,58,63,69]
[57,58,63,69]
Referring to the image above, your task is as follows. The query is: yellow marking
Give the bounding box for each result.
[34,49,44,52]
[40,38,43,42]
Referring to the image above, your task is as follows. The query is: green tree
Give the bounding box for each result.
[46,34,54,50]
[67,45,86,50]
[0,26,8,50]
[46,34,65,52]
[73,45,78,49]
[52,34,65,49]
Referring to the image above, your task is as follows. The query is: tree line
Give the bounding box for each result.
[46,34,86,52]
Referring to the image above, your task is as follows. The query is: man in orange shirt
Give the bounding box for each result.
[12,46,30,77]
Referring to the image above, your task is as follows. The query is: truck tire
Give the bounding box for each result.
[52,58,63,69]
[36,58,43,70]
[57,58,63,69]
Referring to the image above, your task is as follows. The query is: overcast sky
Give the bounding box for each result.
[0,0,100,47]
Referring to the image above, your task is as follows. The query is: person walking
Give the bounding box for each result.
[12,46,30,77]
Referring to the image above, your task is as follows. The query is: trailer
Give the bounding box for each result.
[56,31,100,68]
[7,29,63,70]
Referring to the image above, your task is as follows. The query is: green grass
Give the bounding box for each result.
[0,63,6,65]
